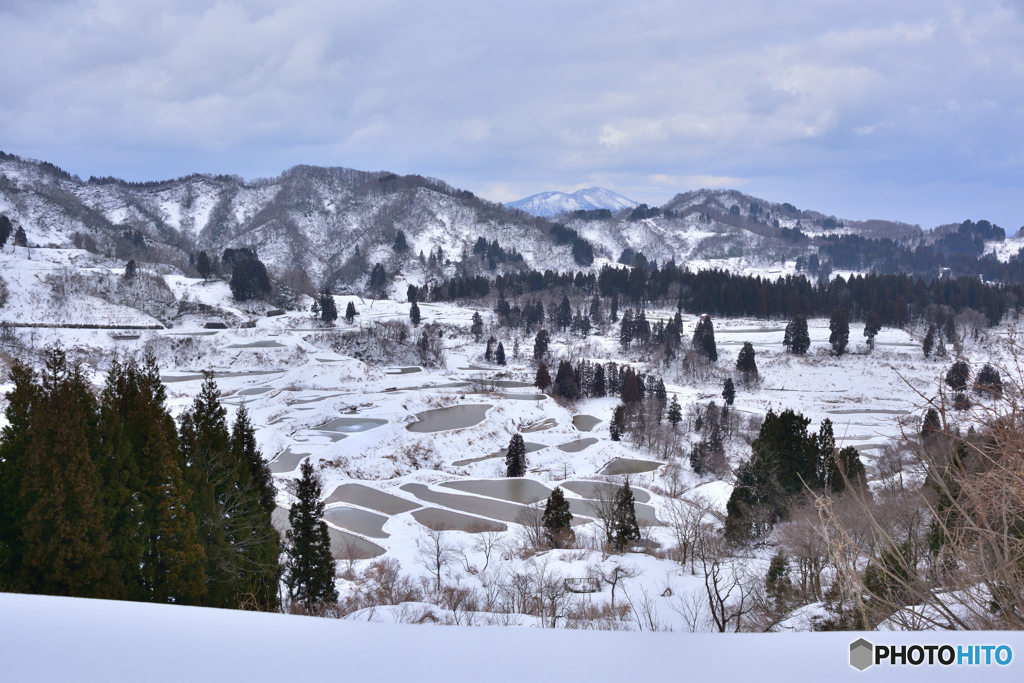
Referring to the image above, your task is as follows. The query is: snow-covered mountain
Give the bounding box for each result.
[506,187,638,217]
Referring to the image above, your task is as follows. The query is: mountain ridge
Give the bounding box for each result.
[506,187,638,217]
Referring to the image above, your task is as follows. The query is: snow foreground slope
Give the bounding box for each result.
[2,592,1016,682]
[507,187,639,217]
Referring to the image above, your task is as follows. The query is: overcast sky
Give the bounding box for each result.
[1,0,1022,229]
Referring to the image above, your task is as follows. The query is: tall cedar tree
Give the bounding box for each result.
[863,311,882,350]
[471,312,483,341]
[505,433,527,478]
[495,342,506,366]
[319,293,338,325]
[945,361,971,393]
[783,317,810,355]
[534,363,552,392]
[612,481,641,552]
[557,296,572,331]
[620,367,641,405]
[553,360,579,399]
[533,329,549,360]
[722,378,736,406]
[409,300,421,327]
[736,342,758,381]
[667,395,682,427]
[542,487,574,549]
[179,372,269,608]
[692,315,718,361]
[923,325,936,357]
[231,403,281,609]
[829,309,850,356]
[609,405,625,441]
[101,354,206,604]
[285,460,338,611]
[19,348,116,597]
[0,214,12,249]
[345,301,357,324]
[0,360,39,590]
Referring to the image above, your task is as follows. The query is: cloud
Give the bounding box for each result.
[0,0,1021,227]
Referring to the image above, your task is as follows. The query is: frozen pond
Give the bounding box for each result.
[269,447,313,473]
[161,370,284,384]
[500,393,546,401]
[237,387,274,396]
[291,392,348,405]
[406,404,492,433]
[450,442,546,467]
[572,415,602,432]
[226,340,287,349]
[385,367,422,375]
[316,417,388,434]
[440,479,553,504]
[411,508,506,533]
[558,438,599,453]
[324,484,421,515]
[560,480,651,504]
[401,483,531,524]
[468,379,536,389]
[272,508,384,558]
[566,498,663,526]
[599,458,663,476]
[323,506,390,538]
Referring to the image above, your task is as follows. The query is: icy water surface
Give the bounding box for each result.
[600,458,663,476]
[323,506,391,538]
[440,479,553,504]
[406,404,492,433]
[316,417,388,433]
[572,415,602,432]
[324,484,421,515]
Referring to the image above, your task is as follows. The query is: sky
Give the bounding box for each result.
[1,0,1023,230]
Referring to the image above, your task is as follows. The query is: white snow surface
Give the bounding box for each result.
[2,592,1018,682]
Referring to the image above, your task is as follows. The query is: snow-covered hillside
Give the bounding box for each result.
[506,187,638,217]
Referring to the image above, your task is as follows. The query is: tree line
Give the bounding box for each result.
[0,350,281,609]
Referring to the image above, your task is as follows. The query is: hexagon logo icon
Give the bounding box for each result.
[850,638,874,671]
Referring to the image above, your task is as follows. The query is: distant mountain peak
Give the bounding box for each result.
[507,187,638,217]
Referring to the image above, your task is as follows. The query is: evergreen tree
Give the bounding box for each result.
[310,298,320,319]
[368,263,388,296]
[123,259,137,282]
[610,292,619,322]
[345,301,357,324]
[974,364,1002,397]
[765,551,793,611]
[922,325,936,358]
[231,403,281,609]
[619,310,634,350]
[736,342,758,383]
[691,315,717,361]
[620,367,641,405]
[612,481,641,553]
[542,487,574,549]
[943,315,958,344]
[319,292,337,325]
[14,225,27,248]
[722,378,736,406]
[553,360,579,400]
[0,214,12,250]
[495,342,506,366]
[0,360,39,590]
[534,363,552,392]
[485,336,494,362]
[229,257,272,302]
[409,300,421,327]
[945,361,971,393]
[557,296,572,331]
[393,230,408,253]
[829,309,849,356]
[505,433,527,478]
[284,460,338,611]
[593,364,606,397]
[533,329,549,361]
[863,311,881,351]
[609,405,625,442]
[471,312,484,341]
[195,250,212,278]
[784,317,810,355]
[589,294,604,325]
[19,348,115,597]
[667,395,682,428]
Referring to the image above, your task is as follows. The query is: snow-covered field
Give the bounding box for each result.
[0,244,1014,636]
